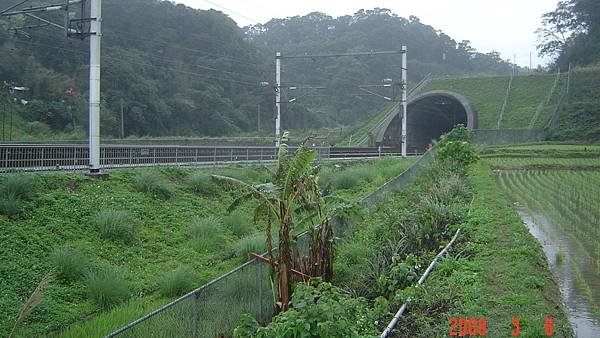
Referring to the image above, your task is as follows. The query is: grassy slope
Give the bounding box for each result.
[0,158,415,337]
[336,103,396,146]
[423,74,566,130]
[550,68,600,142]
[423,76,509,129]
[503,75,555,129]
[393,164,572,337]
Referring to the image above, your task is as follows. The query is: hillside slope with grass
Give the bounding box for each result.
[549,68,600,142]
[0,158,415,337]
[423,74,565,130]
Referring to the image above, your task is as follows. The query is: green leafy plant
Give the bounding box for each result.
[93,210,136,244]
[85,268,131,309]
[49,246,88,282]
[132,172,173,199]
[189,216,225,253]
[158,266,196,297]
[234,280,379,337]
[213,132,354,311]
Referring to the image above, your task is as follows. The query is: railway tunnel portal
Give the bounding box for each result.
[375,90,477,152]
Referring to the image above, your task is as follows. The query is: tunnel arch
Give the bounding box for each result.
[375,90,477,152]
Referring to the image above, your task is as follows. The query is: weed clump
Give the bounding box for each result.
[233,233,266,260]
[1,174,37,200]
[85,268,130,309]
[132,172,173,199]
[50,246,88,282]
[225,211,252,237]
[159,266,196,297]
[94,210,135,244]
[190,216,224,253]
[186,172,217,196]
[0,175,36,217]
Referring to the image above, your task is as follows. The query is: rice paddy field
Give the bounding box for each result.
[485,144,600,336]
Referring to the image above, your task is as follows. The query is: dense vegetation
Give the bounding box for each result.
[0,157,415,337]
[549,68,600,141]
[234,128,572,337]
[0,0,516,140]
[538,0,600,68]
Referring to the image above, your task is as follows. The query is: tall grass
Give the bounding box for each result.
[233,233,267,260]
[224,211,252,237]
[186,172,217,196]
[85,268,131,309]
[1,174,37,200]
[93,210,135,244]
[50,246,88,282]
[0,174,36,217]
[189,217,225,253]
[132,172,173,199]
[158,266,196,297]
[9,272,55,338]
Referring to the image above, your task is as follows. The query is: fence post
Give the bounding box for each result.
[192,291,199,338]
[175,147,179,166]
[213,146,217,165]
[258,261,264,322]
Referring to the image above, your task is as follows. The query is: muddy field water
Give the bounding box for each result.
[516,206,600,337]
[496,170,600,337]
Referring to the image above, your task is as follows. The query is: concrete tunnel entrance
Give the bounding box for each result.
[376,90,477,153]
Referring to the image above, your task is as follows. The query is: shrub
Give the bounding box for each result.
[132,172,173,199]
[190,217,224,253]
[94,210,135,244]
[224,211,252,237]
[50,246,88,282]
[1,174,37,200]
[85,268,130,309]
[186,172,217,195]
[234,281,379,337]
[159,266,196,297]
[233,233,266,260]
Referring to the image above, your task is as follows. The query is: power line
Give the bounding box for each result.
[200,0,261,25]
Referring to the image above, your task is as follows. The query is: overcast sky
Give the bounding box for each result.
[178,0,559,67]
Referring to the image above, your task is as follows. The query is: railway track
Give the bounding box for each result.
[0,144,418,173]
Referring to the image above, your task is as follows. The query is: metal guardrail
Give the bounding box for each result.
[0,144,409,173]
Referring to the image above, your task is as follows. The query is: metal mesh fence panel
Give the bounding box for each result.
[110,260,273,338]
[473,128,547,145]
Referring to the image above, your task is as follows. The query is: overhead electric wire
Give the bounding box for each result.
[2,37,267,88]
[200,0,261,25]
[113,31,266,67]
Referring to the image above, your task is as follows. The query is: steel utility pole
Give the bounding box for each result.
[88,0,102,173]
[1,0,103,174]
[257,103,260,132]
[275,52,281,147]
[401,46,408,158]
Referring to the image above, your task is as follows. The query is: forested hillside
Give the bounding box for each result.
[0,1,514,139]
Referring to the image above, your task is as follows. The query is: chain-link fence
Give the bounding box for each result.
[473,128,548,145]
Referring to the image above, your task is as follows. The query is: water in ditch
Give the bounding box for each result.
[515,205,600,337]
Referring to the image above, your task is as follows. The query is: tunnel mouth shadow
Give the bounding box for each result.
[376,90,477,152]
